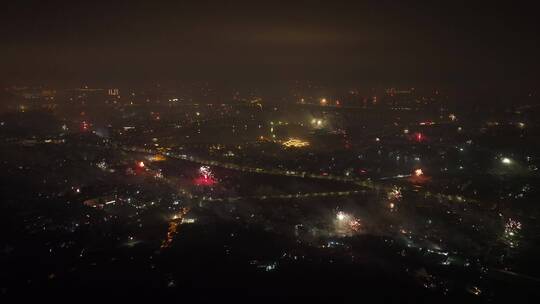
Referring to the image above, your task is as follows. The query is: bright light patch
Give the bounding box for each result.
[147,154,166,162]
[195,166,216,186]
[413,132,424,142]
[282,138,310,148]
[335,211,362,234]
[387,186,402,200]
[199,166,212,178]
[501,157,512,165]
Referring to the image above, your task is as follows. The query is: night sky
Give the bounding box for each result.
[1,1,539,87]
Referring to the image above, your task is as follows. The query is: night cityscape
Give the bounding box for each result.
[2,1,540,302]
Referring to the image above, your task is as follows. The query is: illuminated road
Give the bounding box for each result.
[122,146,480,205]
[122,146,360,183]
[198,190,366,202]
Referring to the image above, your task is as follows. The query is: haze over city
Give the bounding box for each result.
[1,1,540,302]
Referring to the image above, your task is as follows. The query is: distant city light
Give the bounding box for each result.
[282,138,310,148]
[413,132,424,142]
[81,121,89,131]
[311,118,324,128]
[501,157,512,165]
[2,4,538,295]
[147,154,166,162]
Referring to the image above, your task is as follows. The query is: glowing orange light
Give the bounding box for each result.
[148,154,166,162]
[414,169,423,177]
[282,138,310,148]
[138,161,145,168]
